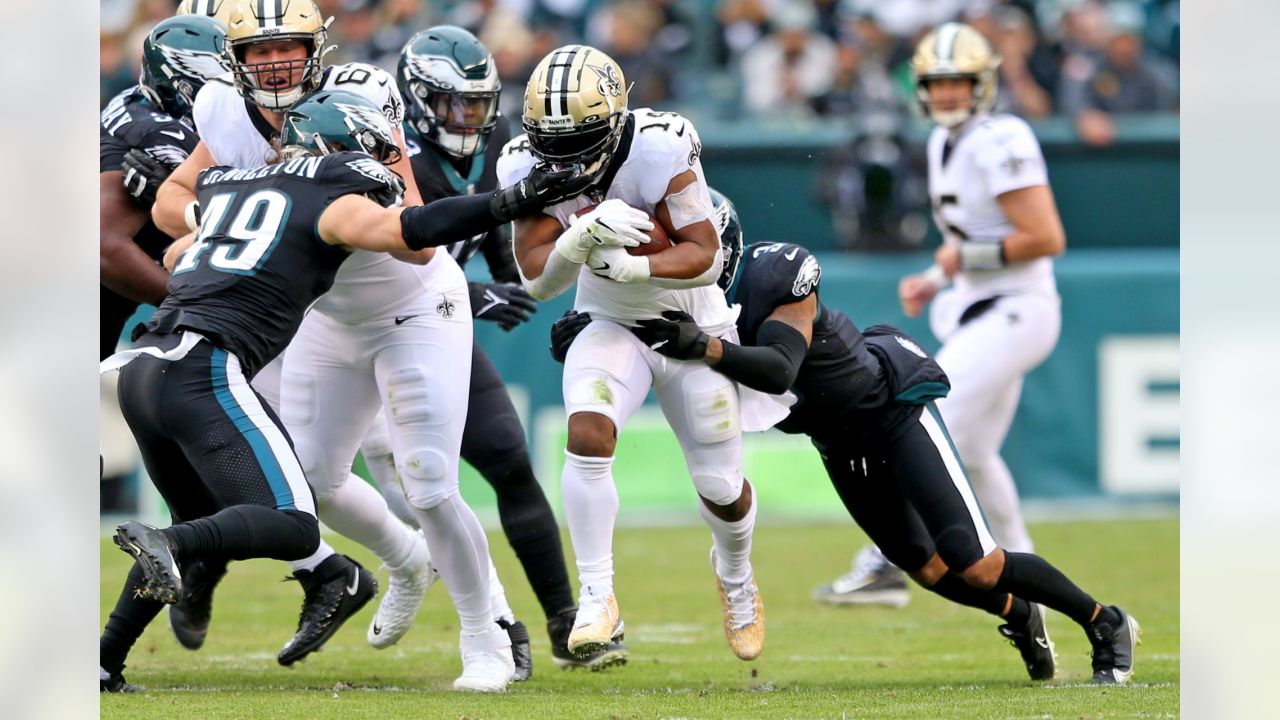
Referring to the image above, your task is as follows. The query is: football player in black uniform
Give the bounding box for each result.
[100,14,228,361]
[391,25,625,672]
[99,89,580,692]
[550,191,1143,685]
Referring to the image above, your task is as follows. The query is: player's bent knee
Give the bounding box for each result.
[907,554,949,587]
[958,551,1003,590]
[399,448,456,510]
[281,509,322,559]
[692,469,743,508]
[567,412,616,457]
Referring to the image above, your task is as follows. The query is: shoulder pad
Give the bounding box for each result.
[323,152,405,207]
[744,242,820,301]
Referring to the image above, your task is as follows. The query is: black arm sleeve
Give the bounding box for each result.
[713,320,809,395]
[400,191,501,250]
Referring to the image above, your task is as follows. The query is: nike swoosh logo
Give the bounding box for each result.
[346,569,359,595]
[372,622,383,635]
[160,129,186,141]
[1035,636,1050,649]
[785,248,799,261]
[378,78,388,87]
[394,315,418,325]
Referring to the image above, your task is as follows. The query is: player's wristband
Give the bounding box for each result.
[922,263,950,291]
[958,239,1006,271]
[183,201,201,232]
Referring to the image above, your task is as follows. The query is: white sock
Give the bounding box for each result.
[561,451,618,598]
[317,472,417,569]
[488,559,515,625]
[288,541,336,573]
[408,492,493,635]
[699,487,757,585]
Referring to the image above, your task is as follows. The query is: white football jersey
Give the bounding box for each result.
[928,113,1056,298]
[497,108,737,335]
[191,63,433,323]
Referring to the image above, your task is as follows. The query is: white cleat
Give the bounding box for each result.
[368,535,437,649]
[453,627,515,693]
[711,548,765,661]
[567,588,625,658]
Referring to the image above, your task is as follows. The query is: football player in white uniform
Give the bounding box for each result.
[148,0,570,689]
[817,24,1066,608]
[498,45,766,663]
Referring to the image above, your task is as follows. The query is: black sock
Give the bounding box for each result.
[161,506,319,562]
[993,552,1099,627]
[1004,596,1032,628]
[100,562,165,675]
[926,571,1013,617]
[483,453,576,618]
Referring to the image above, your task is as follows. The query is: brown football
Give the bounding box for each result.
[572,203,673,256]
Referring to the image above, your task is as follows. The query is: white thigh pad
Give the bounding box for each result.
[664,181,714,230]
[383,367,432,424]
[681,367,741,445]
[360,409,393,459]
[562,320,652,428]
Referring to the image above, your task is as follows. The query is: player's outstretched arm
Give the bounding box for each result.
[318,191,505,253]
[633,295,816,396]
[101,172,168,306]
[154,141,215,238]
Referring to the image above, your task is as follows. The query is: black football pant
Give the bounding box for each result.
[815,403,995,574]
[102,335,320,675]
[461,342,574,618]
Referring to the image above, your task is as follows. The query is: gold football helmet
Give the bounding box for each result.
[910,22,1000,128]
[175,0,236,27]
[224,0,333,111]
[522,45,628,181]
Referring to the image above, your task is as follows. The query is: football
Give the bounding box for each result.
[574,202,673,256]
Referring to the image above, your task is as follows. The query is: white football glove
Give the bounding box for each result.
[554,199,654,263]
[586,245,652,284]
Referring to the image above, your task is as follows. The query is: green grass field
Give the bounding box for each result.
[100,518,1178,719]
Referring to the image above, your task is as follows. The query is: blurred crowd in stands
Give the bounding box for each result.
[103,0,1179,148]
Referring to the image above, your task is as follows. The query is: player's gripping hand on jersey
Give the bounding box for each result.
[632,311,710,359]
[490,164,597,221]
[470,282,537,331]
[121,147,183,207]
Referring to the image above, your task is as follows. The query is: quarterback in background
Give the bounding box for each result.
[818,23,1066,609]
[498,45,767,663]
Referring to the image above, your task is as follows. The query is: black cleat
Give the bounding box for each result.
[998,602,1057,680]
[1088,605,1142,684]
[113,521,182,605]
[547,607,629,672]
[499,618,534,682]
[277,554,376,666]
[169,558,228,650]
[100,666,140,693]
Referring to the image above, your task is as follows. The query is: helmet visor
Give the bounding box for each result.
[523,116,619,166]
[424,89,499,134]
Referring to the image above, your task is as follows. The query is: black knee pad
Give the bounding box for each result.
[934,525,986,572]
[281,509,321,558]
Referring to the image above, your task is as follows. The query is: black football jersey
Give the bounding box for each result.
[406,117,517,281]
[100,86,201,261]
[146,151,401,376]
[732,242,888,435]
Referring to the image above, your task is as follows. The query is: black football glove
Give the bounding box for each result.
[121,148,177,207]
[632,310,709,361]
[469,282,537,331]
[490,164,595,221]
[549,309,593,364]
